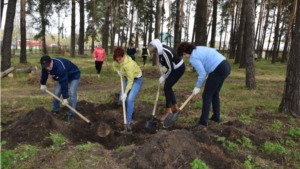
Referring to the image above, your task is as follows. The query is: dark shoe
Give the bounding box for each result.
[192,123,207,130]
[209,117,220,123]
[120,124,132,134]
[68,115,74,122]
[51,110,59,115]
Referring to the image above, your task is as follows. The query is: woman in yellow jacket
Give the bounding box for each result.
[112,47,143,134]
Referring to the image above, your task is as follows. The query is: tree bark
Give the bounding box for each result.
[103,0,111,53]
[20,0,27,64]
[70,0,76,58]
[174,0,181,49]
[1,0,17,71]
[271,0,282,64]
[210,0,217,48]
[279,0,300,117]
[78,0,85,55]
[244,0,256,89]
[195,0,207,46]
[152,0,163,66]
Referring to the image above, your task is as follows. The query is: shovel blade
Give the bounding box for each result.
[145,121,157,129]
[163,110,180,128]
[145,116,157,129]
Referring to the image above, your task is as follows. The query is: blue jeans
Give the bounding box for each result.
[119,77,143,124]
[52,79,80,116]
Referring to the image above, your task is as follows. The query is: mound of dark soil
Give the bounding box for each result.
[1,99,287,168]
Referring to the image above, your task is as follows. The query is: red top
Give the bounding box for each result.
[93,47,106,61]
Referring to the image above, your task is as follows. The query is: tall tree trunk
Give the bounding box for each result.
[20,0,27,64]
[195,0,207,46]
[266,12,275,60]
[111,1,118,53]
[259,0,271,58]
[78,0,84,55]
[228,0,236,59]
[135,9,139,49]
[244,0,256,89]
[153,0,163,66]
[103,0,111,52]
[271,0,282,64]
[281,0,297,63]
[91,0,96,53]
[154,0,163,39]
[1,0,17,71]
[235,1,246,66]
[70,0,76,58]
[279,0,300,117]
[210,0,217,48]
[148,0,153,48]
[174,0,181,49]
[184,0,191,41]
[254,0,264,55]
[40,3,47,55]
[128,2,134,45]
[0,0,4,28]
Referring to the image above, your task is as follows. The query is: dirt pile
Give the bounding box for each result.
[1,99,287,168]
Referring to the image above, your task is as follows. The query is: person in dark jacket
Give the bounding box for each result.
[149,39,185,121]
[126,43,137,61]
[39,55,81,122]
[140,45,150,66]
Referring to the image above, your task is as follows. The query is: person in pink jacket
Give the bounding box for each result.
[93,44,106,78]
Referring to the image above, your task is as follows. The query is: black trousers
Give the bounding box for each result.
[198,60,231,125]
[142,56,147,65]
[164,63,186,108]
[95,61,104,74]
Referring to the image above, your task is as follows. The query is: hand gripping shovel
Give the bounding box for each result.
[45,89,92,125]
[163,93,194,128]
[145,83,160,129]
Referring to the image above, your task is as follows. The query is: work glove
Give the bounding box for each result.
[193,87,201,95]
[40,85,47,91]
[122,93,127,101]
[117,71,123,77]
[62,99,68,106]
[158,76,166,84]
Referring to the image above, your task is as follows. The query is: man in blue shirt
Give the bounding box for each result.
[177,42,231,129]
[40,55,81,122]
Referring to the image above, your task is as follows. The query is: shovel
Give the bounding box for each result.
[120,75,130,134]
[163,93,194,128]
[45,90,92,125]
[145,83,160,129]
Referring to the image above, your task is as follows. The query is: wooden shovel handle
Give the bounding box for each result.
[179,93,194,110]
[152,84,160,116]
[120,75,127,125]
[45,90,91,124]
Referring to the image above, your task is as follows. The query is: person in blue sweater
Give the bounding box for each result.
[177,42,231,129]
[39,55,81,122]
